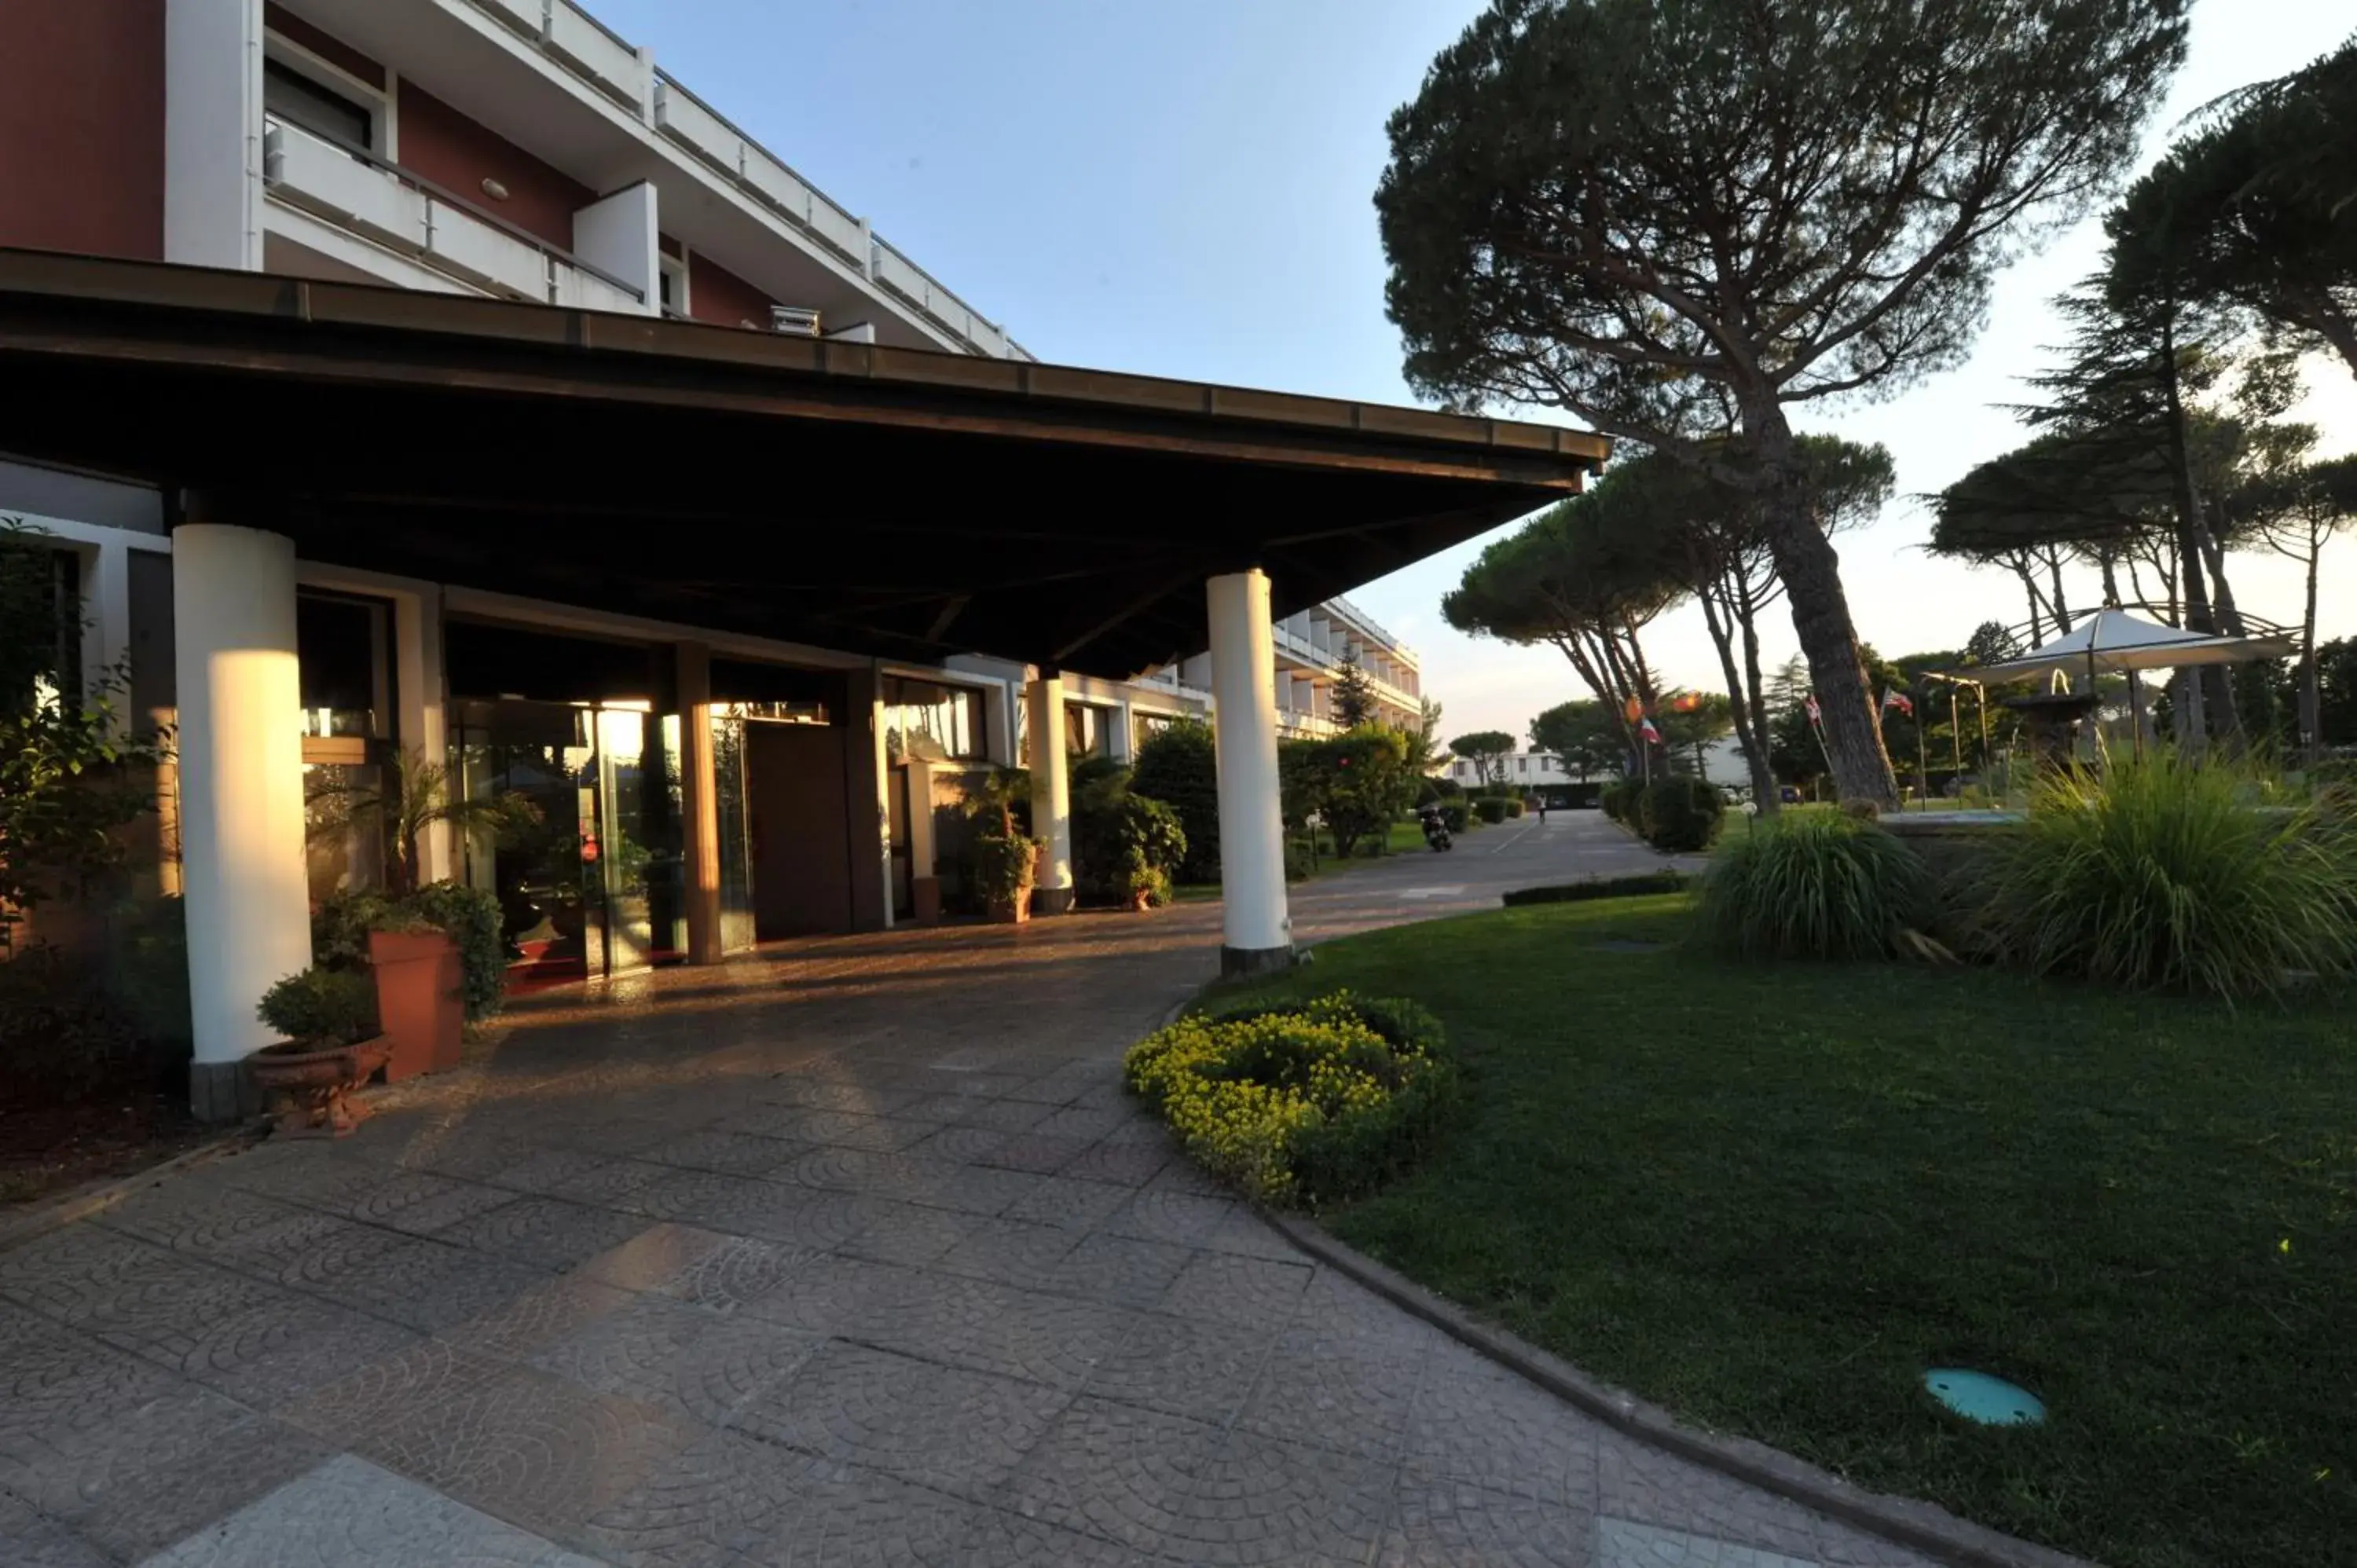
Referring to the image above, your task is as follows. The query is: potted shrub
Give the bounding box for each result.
[964,766,1041,923]
[248,969,390,1138]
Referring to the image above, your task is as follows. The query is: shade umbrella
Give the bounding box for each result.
[1951,608,2297,685]
[1945,608,2297,758]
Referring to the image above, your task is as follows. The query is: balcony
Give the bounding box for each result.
[263,115,645,313]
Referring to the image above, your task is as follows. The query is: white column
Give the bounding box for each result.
[1208,570,1292,975]
[174,522,311,1119]
[1112,699,1135,764]
[166,0,264,269]
[572,181,662,316]
[676,642,723,964]
[1025,674,1074,914]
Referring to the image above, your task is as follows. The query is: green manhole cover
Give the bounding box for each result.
[1923,1368,2044,1426]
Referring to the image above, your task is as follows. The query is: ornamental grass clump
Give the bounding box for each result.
[1974,755,2357,1001]
[1697,809,1932,960]
[1124,991,1453,1205]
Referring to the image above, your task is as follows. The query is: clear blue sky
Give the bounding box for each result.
[595,0,2354,740]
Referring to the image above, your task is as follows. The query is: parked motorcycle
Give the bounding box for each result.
[1417,803,1453,852]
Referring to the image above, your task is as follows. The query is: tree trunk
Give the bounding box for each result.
[1747,405,1898,804]
[2098,551,2122,608]
[2158,316,2240,742]
[2301,534,2322,761]
[2045,549,2073,634]
[1700,580,1777,815]
[2011,559,2048,642]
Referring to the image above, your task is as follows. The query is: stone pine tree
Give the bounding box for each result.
[1331,649,1378,728]
[1447,731,1516,786]
[1377,0,2188,804]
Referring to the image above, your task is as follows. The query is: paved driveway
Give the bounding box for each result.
[1,814,1934,1567]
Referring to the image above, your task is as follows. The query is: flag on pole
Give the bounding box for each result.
[1623,695,1644,724]
[1881,688,1915,718]
[1638,716,1663,746]
[1803,693,1822,727]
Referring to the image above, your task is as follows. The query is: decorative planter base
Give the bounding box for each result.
[911,876,943,926]
[247,1037,394,1139]
[987,889,1034,925]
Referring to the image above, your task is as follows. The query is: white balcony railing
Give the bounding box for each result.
[264,115,644,313]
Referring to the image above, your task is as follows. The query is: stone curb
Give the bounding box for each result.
[1260,1210,2092,1568]
[0,1123,268,1257]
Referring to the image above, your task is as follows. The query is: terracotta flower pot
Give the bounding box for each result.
[988,887,1033,925]
[368,928,464,1082]
[247,1036,393,1139]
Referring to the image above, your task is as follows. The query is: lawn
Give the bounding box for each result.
[1173,816,1447,899]
[1215,895,2356,1568]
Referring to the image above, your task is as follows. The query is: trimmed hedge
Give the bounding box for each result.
[1474,796,1510,824]
[1500,872,1691,907]
[1637,778,1724,852]
[1436,800,1470,833]
[1600,779,1641,822]
[1124,991,1455,1206]
[1504,797,1526,818]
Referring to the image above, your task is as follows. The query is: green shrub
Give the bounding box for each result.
[1474,796,1509,824]
[404,881,507,1021]
[1436,800,1470,833]
[1075,789,1186,907]
[1640,777,1725,852]
[256,968,379,1048]
[1600,779,1640,822]
[1131,720,1221,883]
[1973,756,2357,1000]
[1504,797,1526,819]
[1124,991,1454,1205]
[1284,837,1317,881]
[1501,872,1689,907]
[1432,777,1464,799]
[1698,811,1933,960]
[314,881,507,1022]
[970,833,1039,912]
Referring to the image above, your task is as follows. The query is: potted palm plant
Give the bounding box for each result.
[249,968,390,1138]
[963,766,1041,923]
[308,750,535,1079]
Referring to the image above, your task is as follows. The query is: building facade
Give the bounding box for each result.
[0,0,1592,1118]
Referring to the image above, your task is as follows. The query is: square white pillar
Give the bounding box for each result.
[173,518,312,1119]
[676,642,724,964]
[1025,674,1074,914]
[1207,570,1292,975]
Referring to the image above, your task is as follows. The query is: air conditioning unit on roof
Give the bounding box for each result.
[770,305,822,337]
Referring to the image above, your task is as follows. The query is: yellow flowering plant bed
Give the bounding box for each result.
[1123,991,1455,1205]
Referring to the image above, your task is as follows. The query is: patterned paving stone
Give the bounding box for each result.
[1057,1139,1172,1187]
[545,1157,683,1213]
[1380,1472,1596,1566]
[479,1147,624,1196]
[1080,1312,1276,1423]
[932,1287,1141,1392]
[339,1359,699,1537]
[732,1462,981,1567]
[280,1230,549,1334]
[728,1340,1068,1503]
[2,1378,326,1563]
[445,1274,640,1361]
[185,1299,426,1412]
[560,1288,827,1412]
[1160,1249,1314,1328]
[834,1200,986,1268]
[137,1452,592,1567]
[933,1218,1083,1287]
[341,1169,521,1234]
[580,1427,849,1566]
[1170,1425,1395,1566]
[638,1129,809,1178]
[1596,1516,1817,1568]
[999,1395,1222,1551]
[1236,1323,1429,1460]
[435,1196,654,1273]
[948,1503,1145,1566]
[658,1236,819,1314]
[784,1110,941,1152]
[0,1303,186,1460]
[1105,1190,1236,1249]
[905,1163,1044,1218]
[732,1253,922,1338]
[900,1125,1011,1166]
[93,1183,307,1256]
[280,1339,515,1445]
[1039,1232,1196,1308]
[999,1174,1134,1233]
[574,1222,738,1291]
[1597,1436,1832,1563]
[973,1133,1091,1174]
[0,1225,186,1326]
[928,1095,1058,1134]
[1406,1351,1604,1511]
[638,1172,878,1251]
[0,1486,110,1568]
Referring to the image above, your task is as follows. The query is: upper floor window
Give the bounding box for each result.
[265,58,374,153]
[884,677,983,762]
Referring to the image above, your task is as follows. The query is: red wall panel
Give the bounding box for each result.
[687,251,777,330]
[0,0,166,261]
[396,85,592,251]
[263,4,384,89]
